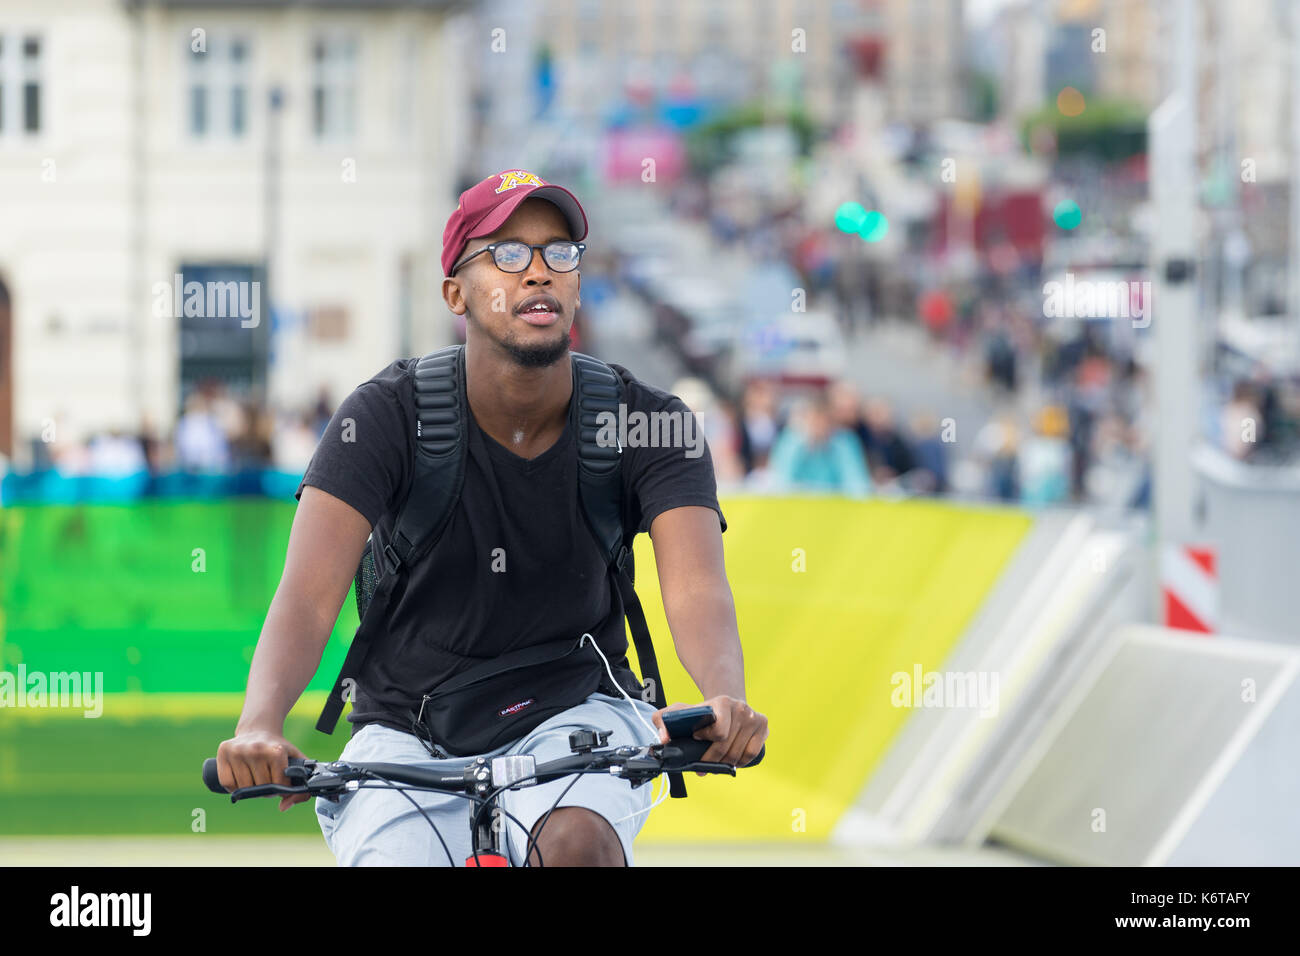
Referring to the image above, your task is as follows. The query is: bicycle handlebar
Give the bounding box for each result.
[203,737,763,800]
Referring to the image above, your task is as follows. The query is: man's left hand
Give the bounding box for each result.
[652,697,767,774]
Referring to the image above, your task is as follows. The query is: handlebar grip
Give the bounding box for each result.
[202,758,224,794]
[665,737,765,768]
[203,756,307,794]
[664,737,710,763]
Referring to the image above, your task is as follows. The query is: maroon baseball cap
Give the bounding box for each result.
[442,169,589,277]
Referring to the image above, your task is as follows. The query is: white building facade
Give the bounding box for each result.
[0,0,472,468]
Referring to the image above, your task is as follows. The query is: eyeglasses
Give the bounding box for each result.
[452,240,585,276]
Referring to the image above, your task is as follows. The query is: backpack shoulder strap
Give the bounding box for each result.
[569,351,626,570]
[569,352,687,798]
[317,344,467,735]
[382,344,468,573]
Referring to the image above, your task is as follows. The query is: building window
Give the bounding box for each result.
[189,47,207,136]
[311,34,358,140]
[577,0,600,59]
[21,36,40,131]
[230,38,247,135]
[705,1,727,48]
[187,33,251,139]
[752,0,773,54]
[617,5,638,60]
[0,32,43,135]
[395,34,416,142]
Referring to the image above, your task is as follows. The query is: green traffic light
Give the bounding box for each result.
[1053,199,1082,230]
[834,202,867,233]
[860,210,889,242]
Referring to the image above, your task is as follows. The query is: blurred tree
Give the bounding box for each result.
[967,70,998,123]
[1020,98,1146,164]
[684,100,816,176]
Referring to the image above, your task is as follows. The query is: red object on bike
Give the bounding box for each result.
[465,852,509,867]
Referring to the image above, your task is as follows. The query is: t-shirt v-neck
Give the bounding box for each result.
[470,409,573,471]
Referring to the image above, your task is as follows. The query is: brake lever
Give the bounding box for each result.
[228,783,308,803]
[620,746,742,782]
[226,762,351,803]
[681,760,737,777]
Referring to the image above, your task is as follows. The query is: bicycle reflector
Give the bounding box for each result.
[465,853,509,867]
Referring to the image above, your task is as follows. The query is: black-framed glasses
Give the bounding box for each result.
[452,240,586,276]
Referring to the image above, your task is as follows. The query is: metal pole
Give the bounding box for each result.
[1149,0,1200,621]
[1219,0,1244,322]
[1291,1,1300,326]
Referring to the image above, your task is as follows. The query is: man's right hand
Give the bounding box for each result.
[216,730,310,812]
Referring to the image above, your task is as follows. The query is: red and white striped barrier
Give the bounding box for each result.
[1161,544,1217,634]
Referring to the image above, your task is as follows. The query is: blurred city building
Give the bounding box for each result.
[464,0,885,187]
[877,0,966,124]
[0,0,473,468]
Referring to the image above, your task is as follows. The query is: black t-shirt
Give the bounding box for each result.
[295,355,727,735]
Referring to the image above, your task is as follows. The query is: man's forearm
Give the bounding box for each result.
[236,594,334,734]
[661,581,746,701]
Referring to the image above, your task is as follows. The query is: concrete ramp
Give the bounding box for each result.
[984,625,1299,866]
[837,509,1148,848]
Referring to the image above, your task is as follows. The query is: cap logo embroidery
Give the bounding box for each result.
[495,170,544,193]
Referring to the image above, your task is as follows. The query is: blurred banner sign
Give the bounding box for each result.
[602,127,685,183]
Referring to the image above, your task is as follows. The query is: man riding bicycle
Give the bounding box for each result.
[215,169,768,866]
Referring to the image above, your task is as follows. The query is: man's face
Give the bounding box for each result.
[803,405,832,446]
[447,197,580,369]
[828,384,859,425]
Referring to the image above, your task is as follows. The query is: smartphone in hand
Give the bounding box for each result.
[661,705,716,740]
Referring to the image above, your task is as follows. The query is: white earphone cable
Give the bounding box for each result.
[579,633,673,823]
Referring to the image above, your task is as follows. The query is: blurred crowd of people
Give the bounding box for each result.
[662,286,1160,508]
[660,175,1151,507]
[957,302,1152,507]
[670,376,952,500]
[1216,370,1298,463]
[24,379,334,480]
[655,122,1300,509]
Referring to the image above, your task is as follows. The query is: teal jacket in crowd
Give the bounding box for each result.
[768,428,873,497]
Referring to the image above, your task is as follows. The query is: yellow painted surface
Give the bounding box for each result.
[630,496,1032,841]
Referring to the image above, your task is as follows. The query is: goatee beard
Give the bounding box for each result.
[464,308,571,368]
[504,334,571,368]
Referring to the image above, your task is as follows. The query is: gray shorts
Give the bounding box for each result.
[316,691,661,866]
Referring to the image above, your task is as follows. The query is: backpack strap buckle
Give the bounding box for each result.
[382,542,402,575]
[614,544,631,573]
